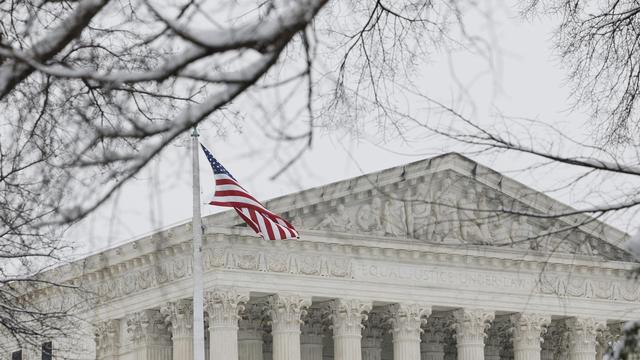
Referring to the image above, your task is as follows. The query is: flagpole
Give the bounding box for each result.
[191,127,205,360]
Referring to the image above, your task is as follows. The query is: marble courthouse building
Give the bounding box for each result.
[3,154,640,360]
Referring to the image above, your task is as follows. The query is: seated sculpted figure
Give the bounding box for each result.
[408,182,433,240]
[356,198,384,235]
[312,204,353,232]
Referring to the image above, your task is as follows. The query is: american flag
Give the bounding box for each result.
[201,144,299,240]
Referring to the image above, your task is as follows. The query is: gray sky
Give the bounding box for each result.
[66,1,640,256]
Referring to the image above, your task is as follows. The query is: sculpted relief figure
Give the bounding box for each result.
[571,232,595,256]
[539,219,575,253]
[382,199,407,237]
[312,204,353,232]
[509,215,539,249]
[475,184,501,241]
[405,182,434,241]
[356,198,384,235]
[290,211,304,228]
[431,176,461,243]
[457,187,491,245]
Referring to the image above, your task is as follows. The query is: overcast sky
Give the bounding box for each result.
[65,1,640,256]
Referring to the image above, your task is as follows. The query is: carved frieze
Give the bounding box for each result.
[354,260,640,302]
[87,246,352,304]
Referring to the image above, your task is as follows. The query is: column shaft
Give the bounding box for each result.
[211,327,239,359]
[264,333,273,360]
[420,343,444,360]
[239,338,264,360]
[301,308,324,360]
[239,303,264,360]
[362,346,382,360]
[301,341,323,360]
[330,299,372,360]
[421,315,448,360]
[388,303,431,360]
[362,312,384,360]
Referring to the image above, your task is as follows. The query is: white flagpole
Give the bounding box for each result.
[191,127,206,360]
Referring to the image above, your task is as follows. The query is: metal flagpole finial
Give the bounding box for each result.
[191,126,199,137]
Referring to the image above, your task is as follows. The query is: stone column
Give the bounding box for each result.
[205,288,249,360]
[388,303,431,360]
[484,318,508,360]
[565,317,606,360]
[329,299,372,360]
[239,304,264,360]
[421,316,449,360]
[95,319,120,360]
[126,309,172,360]
[322,333,334,360]
[362,312,385,360]
[268,294,311,360]
[442,316,457,360]
[302,308,325,360]
[451,309,494,360]
[510,313,550,360]
[542,320,566,360]
[161,299,194,360]
[381,333,393,360]
[264,333,273,360]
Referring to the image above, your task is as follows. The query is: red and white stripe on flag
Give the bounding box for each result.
[201,145,299,240]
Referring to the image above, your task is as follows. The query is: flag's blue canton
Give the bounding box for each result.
[200,144,236,181]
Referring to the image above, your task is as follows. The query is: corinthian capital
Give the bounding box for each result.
[94,319,120,357]
[267,294,311,332]
[387,303,432,340]
[363,312,386,340]
[161,299,194,338]
[301,308,325,336]
[452,308,495,344]
[205,288,249,327]
[565,317,606,345]
[239,303,265,332]
[510,313,551,351]
[510,313,551,348]
[126,309,171,345]
[329,298,372,337]
[422,315,449,344]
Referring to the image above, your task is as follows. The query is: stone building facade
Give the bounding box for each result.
[1,153,638,360]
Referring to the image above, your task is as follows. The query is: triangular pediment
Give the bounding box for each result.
[203,153,632,261]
